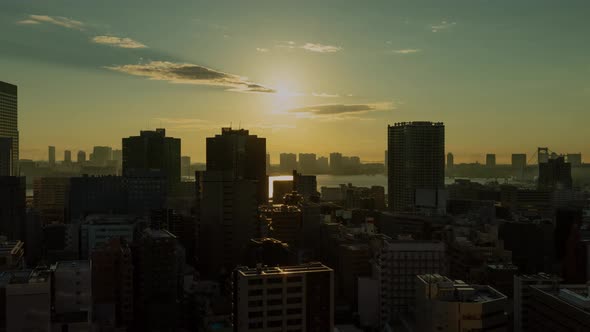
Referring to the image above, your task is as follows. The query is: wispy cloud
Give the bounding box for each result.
[312,92,340,98]
[18,15,85,30]
[256,47,270,53]
[431,21,456,32]
[287,102,393,120]
[106,61,275,93]
[301,43,342,53]
[92,36,147,49]
[391,49,421,54]
[275,41,342,53]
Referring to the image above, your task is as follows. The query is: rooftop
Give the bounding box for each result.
[237,262,332,277]
[418,274,506,303]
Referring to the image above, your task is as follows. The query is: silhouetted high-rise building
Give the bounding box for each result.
[0,81,18,176]
[206,128,267,204]
[329,152,343,173]
[387,122,445,212]
[181,156,191,177]
[486,153,496,167]
[0,177,26,240]
[446,152,454,169]
[0,138,12,176]
[111,149,122,162]
[280,153,297,174]
[63,150,72,163]
[122,128,181,183]
[196,171,258,277]
[92,146,113,166]
[133,228,183,331]
[293,170,318,201]
[52,261,92,330]
[77,150,86,163]
[48,146,55,166]
[538,156,572,190]
[33,177,70,224]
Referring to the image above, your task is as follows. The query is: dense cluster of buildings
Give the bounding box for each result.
[2,80,590,331]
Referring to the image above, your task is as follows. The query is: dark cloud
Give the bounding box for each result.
[288,103,393,118]
[106,61,276,93]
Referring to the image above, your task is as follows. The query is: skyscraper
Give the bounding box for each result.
[486,153,496,167]
[512,153,527,169]
[48,146,56,166]
[280,153,297,174]
[387,122,445,212]
[206,128,267,204]
[64,150,72,163]
[92,146,113,166]
[0,137,12,176]
[538,156,572,190]
[122,128,181,182]
[446,152,454,169]
[0,81,18,176]
[77,150,86,163]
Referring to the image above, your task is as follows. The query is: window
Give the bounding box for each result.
[267,299,282,306]
[267,288,282,295]
[286,308,301,315]
[268,320,282,327]
[248,300,263,307]
[248,311,263,319]
[267,309,282,316]
[287,276,302,283]
[248,279,263,286]
[267,277,282,284]
[286,297,302,304]
[248,289,263,296]
[287,286,301,293]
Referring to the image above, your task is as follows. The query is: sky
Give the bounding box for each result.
[1,0,589,163]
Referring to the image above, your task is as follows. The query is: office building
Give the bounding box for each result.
[77,150,86,163]
[52,261,92,330]
[298,153,317,174]
[375,239,446,326]
[280,153,298,174]
[33,177,70,224]
[112,149,122,162]
[79,214,138,259]
[0,81,18,176]
[69,175,127,220]
[272,180,293,204]
[232,262,334,332]
[0,137,12,176]
[486,153,496,167]
[181,155,191,177]
[293,170,318,201]
[244,238,295,267]
[415,274,508,332]
[260,204,302,248]
[207,128,267,204]
[387,122,445,212]
[92,238,134,329]
[0,176,26,240]
[48,146,56,165]
[64,150,72,163]
[329,152,343,173]
[133,228,183,331]
[92,146,113,166]
[317,156,329,173]
[513,273,561,332]
[538,156,572,190]
[43,223,79,262]
[196,171,259,277]
[123,129,181,183]
[6,268,52,332]
[527,284,590,331]
[566,153,582,167]
[447,152,454,169]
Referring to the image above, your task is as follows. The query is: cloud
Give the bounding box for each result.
[92,36,147,49]
[106,61,275,93]
[18,15,85,30]
[275,41,342,53]
[256,48,270,53]
[287,102,393,120]
[391,49,421,54]
[154,118,295,132]
[301,43,342,53]
[431,21,456,32]
[312,92,340,98]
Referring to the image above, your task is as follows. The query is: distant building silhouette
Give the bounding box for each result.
[512,153,527,169]
[566,153,582,167]
[77,150,86,163]
[446,152,454,169]
[64,150,72,163]
[0,81,18,176]
[92,146,113,166]
[538,156,572,190]
[48,146,56,166]
[206,128,267,204]
[387,122,445,212]
[122,128,181,183]
[0,176,26,240]
[279,153,297,174]
[486,153,496,167]
[298,153,317,174]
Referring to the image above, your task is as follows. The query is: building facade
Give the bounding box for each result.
[0,81,18,176]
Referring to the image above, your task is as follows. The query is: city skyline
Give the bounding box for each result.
[2,0,590,162]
